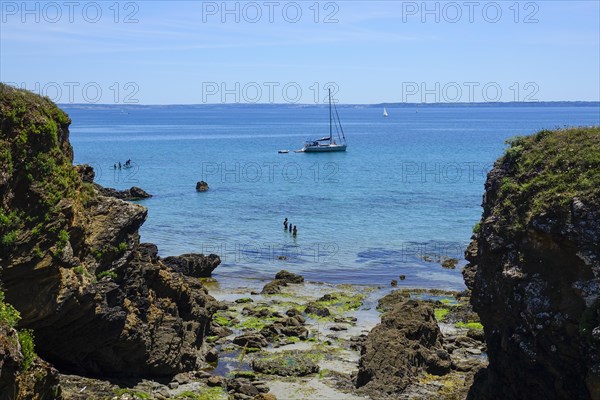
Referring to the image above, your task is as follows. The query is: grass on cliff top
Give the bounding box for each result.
[494,127,600,235]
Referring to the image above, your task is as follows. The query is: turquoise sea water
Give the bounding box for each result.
[64,103,600,290]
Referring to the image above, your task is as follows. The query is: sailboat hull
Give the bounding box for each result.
[302,144,347,152]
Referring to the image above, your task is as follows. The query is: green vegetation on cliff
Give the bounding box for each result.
[494,127,600,235]
[0,83,84,255]
[0,290,37,371]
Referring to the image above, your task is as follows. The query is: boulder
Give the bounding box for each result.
[260,279,286,295]
[274,270,304,283]
[304,302,330,317]
[356,300,451,395]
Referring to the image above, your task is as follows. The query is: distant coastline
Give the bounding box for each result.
[59,101,600,110]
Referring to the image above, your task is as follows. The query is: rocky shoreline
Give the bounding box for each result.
[57,272,487,400]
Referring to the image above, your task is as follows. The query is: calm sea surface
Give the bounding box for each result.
[64,103,600,290]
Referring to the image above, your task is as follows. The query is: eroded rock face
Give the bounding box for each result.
[0,85,218,378]
[464,129,600,400]
[356,300,451,395]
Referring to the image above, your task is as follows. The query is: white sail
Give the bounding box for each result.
[383,107,388,117]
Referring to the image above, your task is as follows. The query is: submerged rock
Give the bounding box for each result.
[356,300,451,395]
[464,128,600,400]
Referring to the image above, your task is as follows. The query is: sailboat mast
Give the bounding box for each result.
[328,88,333,144]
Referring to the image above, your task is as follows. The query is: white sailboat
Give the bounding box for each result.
[300,89,347,153]
[383,107,389,117]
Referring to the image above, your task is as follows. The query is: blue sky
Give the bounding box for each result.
[1,1,599,104]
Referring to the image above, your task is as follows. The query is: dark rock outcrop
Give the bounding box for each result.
[162,253,221,277]
[355,300,451,395]
[274,270,304,283]
[94,184,152,200]
[196,181,209,192]
[0,84,217,379]
[463,128,600,400]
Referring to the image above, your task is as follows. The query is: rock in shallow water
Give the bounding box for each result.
[196,181,209,191]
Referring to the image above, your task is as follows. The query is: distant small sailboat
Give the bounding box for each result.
[300,89,347,153]
[383,107,389,117]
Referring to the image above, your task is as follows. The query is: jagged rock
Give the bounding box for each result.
[0,85,216,378]
[274,270,304,283]
[162,253,221,277]
[196,181,209,192]
[464,128,600,400]
[356,300,451,395]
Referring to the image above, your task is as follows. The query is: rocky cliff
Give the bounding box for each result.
[0,84,219,379]
[463,127,600,399]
